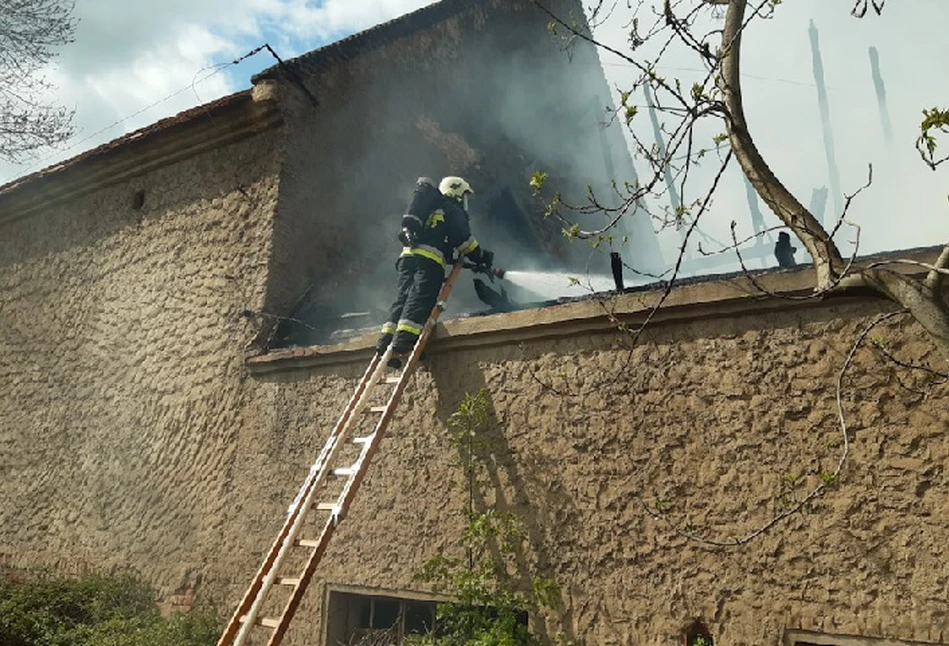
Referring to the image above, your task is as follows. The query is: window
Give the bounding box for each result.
[325,587,530,646]
[684,620,714,646]
[326,589,436,646]
[786,631,947,646]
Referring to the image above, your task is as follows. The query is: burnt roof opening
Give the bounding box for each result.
[258,0,668,352]
[267,186,567,349]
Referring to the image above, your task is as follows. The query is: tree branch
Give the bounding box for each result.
[718,0,844,289]
[837,269,949,355]
[925,242,949,295]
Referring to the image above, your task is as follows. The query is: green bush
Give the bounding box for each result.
[0,572,220,646]
[406,391,568,646]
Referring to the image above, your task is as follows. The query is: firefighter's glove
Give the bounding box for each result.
[398,227,419,248]
[474,249,495,279]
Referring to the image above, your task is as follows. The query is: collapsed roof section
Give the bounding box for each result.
[252,0,664,349]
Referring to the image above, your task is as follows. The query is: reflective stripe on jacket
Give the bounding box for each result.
[400,194,480,265]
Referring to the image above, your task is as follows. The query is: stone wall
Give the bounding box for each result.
[0,120,283,603]
[0,3,946,645]
[242,267,949,646]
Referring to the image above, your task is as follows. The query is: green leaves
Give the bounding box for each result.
[412,392,564,646]
[529,171,548,194]
[0,573,220,646]
[691,82,706,102]
[819,472,839,487]
[917,106,949,169]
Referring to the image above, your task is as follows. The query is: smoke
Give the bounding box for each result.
[274,0,659,347]
[283,0,949,347]
[589,0,949,274]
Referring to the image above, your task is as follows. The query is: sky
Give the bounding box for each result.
[586,0,949,272]
[0,0,437,186]
[3,0,948,272]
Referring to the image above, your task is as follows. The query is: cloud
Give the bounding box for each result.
[1,0,437,184]
[265,0,437,42]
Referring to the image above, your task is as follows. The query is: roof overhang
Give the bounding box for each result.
[0,86,282,226]
[245,246,946,375]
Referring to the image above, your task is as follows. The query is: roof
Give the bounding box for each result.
[1,0,483,198]
[252,0,475,82]
[0,90,252,197]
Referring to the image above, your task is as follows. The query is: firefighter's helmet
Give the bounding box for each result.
[439,177,474,201]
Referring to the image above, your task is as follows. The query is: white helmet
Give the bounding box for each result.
[439,175,473,200]
[439,176,473,213]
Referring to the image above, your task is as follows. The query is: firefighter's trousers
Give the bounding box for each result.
[378,255,445,353]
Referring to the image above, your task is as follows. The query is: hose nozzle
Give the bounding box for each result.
[462,261,506,281]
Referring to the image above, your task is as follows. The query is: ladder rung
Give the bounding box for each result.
[220,264,467,645]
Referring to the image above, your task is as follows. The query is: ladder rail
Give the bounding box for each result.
[334,262,463,519]
[219,354,382,646]
[265,262,464,646]
[285,354,387,519]
[232,354,390,646]
[220,261,465,646]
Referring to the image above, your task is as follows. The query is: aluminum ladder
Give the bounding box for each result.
[217,261,465,646]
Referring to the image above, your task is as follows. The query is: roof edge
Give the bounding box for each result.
[244,245,945,375]
[251,0,475,84]
[0,88,282,224]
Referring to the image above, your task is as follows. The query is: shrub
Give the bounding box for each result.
[0,571,220,646]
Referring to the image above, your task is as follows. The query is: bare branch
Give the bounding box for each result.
[645,310,901,548]
[871,339,949,384]
[0,0,77,162]
[837,269,949,355]
[861,258,949,278]
[851,0,886,18]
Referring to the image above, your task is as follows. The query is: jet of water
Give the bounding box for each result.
[501,270,617,300]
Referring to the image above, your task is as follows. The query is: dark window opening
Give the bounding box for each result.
[326,589,528,646]
[404,601,435,635]
[327,590,437,646]
[684,620,713,646]
[371,597,400,630]
[131,189,146,211]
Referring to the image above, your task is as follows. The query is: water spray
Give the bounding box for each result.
[500,270,616,300]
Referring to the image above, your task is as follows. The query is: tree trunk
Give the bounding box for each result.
[718,0,949,357]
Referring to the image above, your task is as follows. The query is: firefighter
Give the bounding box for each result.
[377,176,494,362]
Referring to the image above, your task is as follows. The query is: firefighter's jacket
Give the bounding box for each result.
[400,181,484,267]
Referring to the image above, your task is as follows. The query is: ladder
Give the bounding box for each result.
[218,261,466,646]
